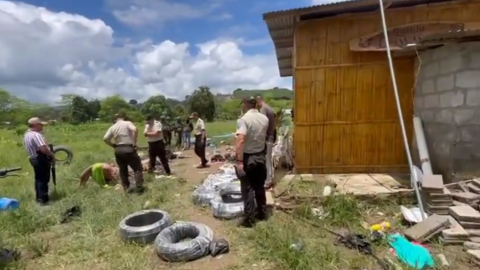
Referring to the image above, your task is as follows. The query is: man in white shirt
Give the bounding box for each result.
[191,112,209,168]
[103,112,144,194]
[144,115,171,175]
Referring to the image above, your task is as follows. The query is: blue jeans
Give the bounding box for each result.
[183,132,191,149]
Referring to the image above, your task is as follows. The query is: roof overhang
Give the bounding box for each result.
[263,0,458,77]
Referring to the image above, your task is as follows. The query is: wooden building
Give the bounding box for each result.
[263,0,480,175]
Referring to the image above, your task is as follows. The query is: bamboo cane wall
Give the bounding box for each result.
[293,1,480,173]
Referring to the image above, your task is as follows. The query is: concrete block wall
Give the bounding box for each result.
[414,42,480,181]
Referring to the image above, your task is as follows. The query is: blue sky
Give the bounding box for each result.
[0,0,338,103]
[26,0,314,55]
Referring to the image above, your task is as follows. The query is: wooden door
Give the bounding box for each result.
[294,58,414,173]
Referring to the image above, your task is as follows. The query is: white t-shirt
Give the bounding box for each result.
[194,118,205,135]
[144,120,163,142]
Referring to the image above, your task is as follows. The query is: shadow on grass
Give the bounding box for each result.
[49,189,67,202]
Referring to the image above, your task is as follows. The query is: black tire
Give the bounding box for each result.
[119,210,173,244]
[212,183,244,219]
[154,221,213,262]
[52,145,73,164]
[192,187,216,206]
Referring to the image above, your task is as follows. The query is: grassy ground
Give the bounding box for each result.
[0,121,472,270]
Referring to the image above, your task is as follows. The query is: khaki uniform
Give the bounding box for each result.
[144,120,170,175]
[144,120,163,142]
[104,120,143,191]
[193,118,208,166]
[237,109,268,153]
[103,120,137,145]
[236,109,269,224]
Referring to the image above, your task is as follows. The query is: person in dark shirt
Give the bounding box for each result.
[174,117,183,150]
[255,95,276,188]
[183,118,193,150]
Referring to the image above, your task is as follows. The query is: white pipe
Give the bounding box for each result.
[378,0,426,220]
[413,116,433,175]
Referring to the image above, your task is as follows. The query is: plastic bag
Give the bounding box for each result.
[209,238,230,257]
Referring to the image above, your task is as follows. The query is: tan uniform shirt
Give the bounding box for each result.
[144,120,163,142]
[194,118,205,135]
[103,120,137,145]
[236,109,268,154]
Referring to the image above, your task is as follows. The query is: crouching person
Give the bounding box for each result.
[78,163,118,188]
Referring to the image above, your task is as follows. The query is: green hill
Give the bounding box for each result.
[232,88,293,100]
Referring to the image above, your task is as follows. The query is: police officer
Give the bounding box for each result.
[103,112,145,194]
[235,97,269,227]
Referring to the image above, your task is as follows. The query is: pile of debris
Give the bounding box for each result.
[405,175,480,265]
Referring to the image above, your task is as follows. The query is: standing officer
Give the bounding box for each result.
[235,97,269,227]
[191,112,209,168]
[144,115,171,175]
[256,95,276,189]
[23,117,56,205]
[103,112,145,194]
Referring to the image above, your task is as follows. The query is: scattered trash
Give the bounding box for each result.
[322,186,332,196]
[400,206,428,224]
[60,205,81,223]
[209,238,230,257]
[0,197,19,211]
[370,221,391,233]
[0,248,20,265]
[311,207,328,219]
[387,233,434,269]
[143,200,152,209]
[437,253,449,267]
[289,240,305,251]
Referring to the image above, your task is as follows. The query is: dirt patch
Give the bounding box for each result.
[149,149,240,269]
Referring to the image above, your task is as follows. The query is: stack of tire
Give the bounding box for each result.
[191,181,244,219]
[118,209,214,262]
[210,182,244,220]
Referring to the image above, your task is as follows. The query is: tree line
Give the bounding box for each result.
[0,86,293,125]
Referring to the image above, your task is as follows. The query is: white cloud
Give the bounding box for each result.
[106,0,222,27]
[0,1,290,104]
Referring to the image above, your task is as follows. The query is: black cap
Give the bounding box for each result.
[241,96,257,106]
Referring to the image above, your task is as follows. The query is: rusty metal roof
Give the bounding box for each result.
[263,0,457,77]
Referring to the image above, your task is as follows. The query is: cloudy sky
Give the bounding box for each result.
[0,0,341,103]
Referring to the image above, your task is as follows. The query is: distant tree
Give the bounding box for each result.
[140,95,172,118]
[70,95,91,123]
[129,99,138,105]
[187,86,216,121]
[99,95,142,122]
[87,99,101,119]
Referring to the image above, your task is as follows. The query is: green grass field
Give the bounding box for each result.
[0,121,471,270]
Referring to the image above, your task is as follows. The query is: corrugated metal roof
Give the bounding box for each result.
[263,0,458,77]
[263,0,363,18]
